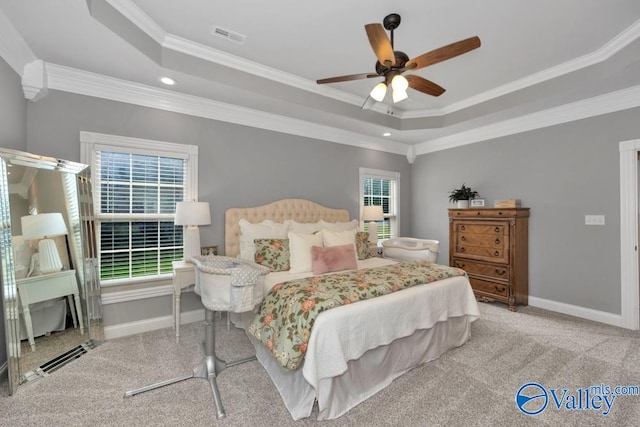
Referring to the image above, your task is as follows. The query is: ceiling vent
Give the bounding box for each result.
[211,25,246,45]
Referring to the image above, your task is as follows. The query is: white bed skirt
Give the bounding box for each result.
[250,314,474,420]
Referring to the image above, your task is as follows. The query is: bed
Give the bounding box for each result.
[220,199,480,420]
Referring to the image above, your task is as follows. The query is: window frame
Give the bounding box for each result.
[81,131,198,286]
[359,167,400,241]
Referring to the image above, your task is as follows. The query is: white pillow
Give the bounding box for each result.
[319,219,359,232]
[288,232,323,273]
[284,219,324,234]
[321,228,357,247]
[239,219,289,260]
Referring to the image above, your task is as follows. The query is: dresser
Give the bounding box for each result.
[449,208,529,311]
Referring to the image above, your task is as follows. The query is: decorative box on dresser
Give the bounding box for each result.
[449,207,529,311]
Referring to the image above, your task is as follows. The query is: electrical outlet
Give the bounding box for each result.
[585,215,605,225]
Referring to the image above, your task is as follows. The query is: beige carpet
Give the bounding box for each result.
[1,302,639,426]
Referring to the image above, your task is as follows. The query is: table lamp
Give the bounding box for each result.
[175,201,211,261]
[362,205,384,246]
[21,212,68,274]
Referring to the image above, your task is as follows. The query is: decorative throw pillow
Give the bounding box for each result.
[320,228,357,247]
[288,232,324,273]
[284,220,324,234]
[311,244,358,275]
[355,231,370,260]
[239,219,288,260]
[319,219,359,231]
[254,238,290,271]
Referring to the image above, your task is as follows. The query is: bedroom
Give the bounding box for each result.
[1,1,640,424]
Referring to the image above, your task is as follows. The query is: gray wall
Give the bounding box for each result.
[24,90,412,326]
[412,108,640,315]
[0,57,27,370]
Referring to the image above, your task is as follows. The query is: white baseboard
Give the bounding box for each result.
[528,296,623,328]
[103,308,205,340]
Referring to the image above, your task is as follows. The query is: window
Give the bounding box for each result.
[81,132,198,285]
[359,168,399,241]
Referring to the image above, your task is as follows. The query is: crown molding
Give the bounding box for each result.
[0,8,36,75]
[402,18,640,119]
[100,1,640,121]
[415,84,640,155]
[105,0,166,44]
[21,60,48,101]
[45,63,408,156]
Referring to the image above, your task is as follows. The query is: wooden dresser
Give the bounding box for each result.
[448,208,529,311]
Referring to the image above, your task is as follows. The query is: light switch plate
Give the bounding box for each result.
[585,215,605,225]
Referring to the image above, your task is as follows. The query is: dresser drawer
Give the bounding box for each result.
[452,258,509,281]
[456,232,507,249]
[450,208,526,218]
[456,223,507,236]
[469,277,509,297]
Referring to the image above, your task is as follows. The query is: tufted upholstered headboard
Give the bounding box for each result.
[225,199,350,257]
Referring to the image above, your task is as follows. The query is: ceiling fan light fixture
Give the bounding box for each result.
[370,82,387,102]
[392,88,408,103]
[391,74,408,92]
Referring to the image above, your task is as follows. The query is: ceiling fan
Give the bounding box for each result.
[316,13,481,104]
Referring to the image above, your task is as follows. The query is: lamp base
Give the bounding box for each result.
[183,226,201,261]
[368,221,378,247]
[38,238,63,274]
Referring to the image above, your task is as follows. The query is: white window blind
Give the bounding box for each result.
[360,168,400,241]
[81,132,198,285]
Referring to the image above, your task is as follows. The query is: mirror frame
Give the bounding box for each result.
[0,148,90,395]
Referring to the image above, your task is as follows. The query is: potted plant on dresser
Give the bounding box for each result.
[448,184,478,208]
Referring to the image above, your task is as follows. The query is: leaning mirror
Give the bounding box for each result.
[0,148,101,395]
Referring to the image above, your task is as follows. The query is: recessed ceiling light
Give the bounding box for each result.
[160,76,176,86]
[383,132,392,137]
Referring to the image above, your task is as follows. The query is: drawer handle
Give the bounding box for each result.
[494,238,500,244]
[493,251,499,257]
[495,269,506,276]
[457,263,466,268]
[459,247,465,253]
[494,285,506,293]
[456,211,461,215]
[461,225,466,231]
[498,211,503,215]
[461,236,466,241]
[494,227,500,233]
[476,211,481,215]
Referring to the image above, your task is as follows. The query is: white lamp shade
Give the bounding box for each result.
[392,88,408,103]
[175,202,211,226]
[362,205,384,221]
[21,213,68,274]
[21,213,68,239]
[369,82,387,102]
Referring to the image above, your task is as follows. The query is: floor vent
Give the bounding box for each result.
[211,25,246,45]
[22,341,96,383]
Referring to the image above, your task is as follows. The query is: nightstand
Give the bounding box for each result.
[16,269,84,351]
[368,246,383,258]
[172,260,196,343]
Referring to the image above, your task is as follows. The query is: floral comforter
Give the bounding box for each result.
[247,261,466,371]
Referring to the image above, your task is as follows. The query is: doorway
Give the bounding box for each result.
[619,139,640,330]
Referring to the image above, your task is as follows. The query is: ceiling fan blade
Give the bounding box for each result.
[405,36,481,72]
[365,23,395,67]
[317,73,378,84]
[407,75,446,97]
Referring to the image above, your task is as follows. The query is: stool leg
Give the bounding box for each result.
[124,308,255,420]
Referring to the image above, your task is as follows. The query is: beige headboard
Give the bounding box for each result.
[225,198,350,257]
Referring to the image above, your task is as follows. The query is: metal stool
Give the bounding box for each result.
[123,308,255,419]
